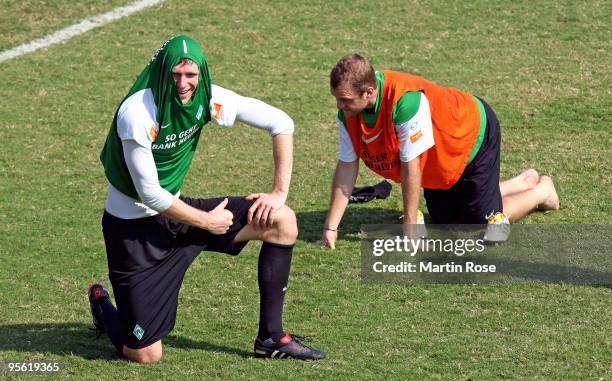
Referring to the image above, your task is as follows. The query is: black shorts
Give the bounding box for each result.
[424,97,503,224]
[102,196,254,349]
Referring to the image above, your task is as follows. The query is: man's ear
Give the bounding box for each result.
[364,86,376,99]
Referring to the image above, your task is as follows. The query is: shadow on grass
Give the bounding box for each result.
[0,323,117,360]
[297,211,612,287]
[412,255,612,287]
[164,335,250,358]
[0,323,250,360]
[494,258,612,287]
[297,206,401,243]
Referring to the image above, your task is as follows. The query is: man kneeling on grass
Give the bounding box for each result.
[89,35,325,363]
[321,54,559,248]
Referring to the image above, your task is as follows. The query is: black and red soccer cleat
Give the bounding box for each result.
[88,284,110,337]
[254,334,326,360]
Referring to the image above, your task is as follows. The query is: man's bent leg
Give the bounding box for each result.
[460,96,503,224]
[256,241,293,340]
[499,169,539,197]
[232,205,325,359]
[234,205,297,339]
[536,176,560,210]
[123,340,163,364]
[502,175,559,222]
[88,284,124,355]
[424,188,463,224]
[234,205,298,244]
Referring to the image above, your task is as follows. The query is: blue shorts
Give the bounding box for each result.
[102,196,254,349]
[424,97,503,224]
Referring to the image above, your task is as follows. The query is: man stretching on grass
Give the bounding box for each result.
[322,54,559,248]
[90,35,325,362]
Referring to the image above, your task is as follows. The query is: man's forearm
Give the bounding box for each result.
[325,160,359,229]
[401,159,422,224]
[161,197,209,229]
[271,133,293,197]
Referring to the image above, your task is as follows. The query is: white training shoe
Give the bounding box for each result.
[483,212,510,243]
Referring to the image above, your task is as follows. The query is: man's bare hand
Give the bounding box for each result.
[246,192,286,227]
[319,228,338,249]
[204,198,234,235]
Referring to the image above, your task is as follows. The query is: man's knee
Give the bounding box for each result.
[123,341,163,364]
[273,205,298,242]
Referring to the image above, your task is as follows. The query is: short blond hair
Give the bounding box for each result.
[330,54,377,94]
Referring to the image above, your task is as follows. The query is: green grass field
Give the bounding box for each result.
[1,0,610,379]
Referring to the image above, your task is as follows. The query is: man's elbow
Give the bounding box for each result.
[271,111,294,136]
[138,187,174,213]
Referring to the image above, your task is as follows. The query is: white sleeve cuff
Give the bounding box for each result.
[122,140,175,212]
[210,84,238,127]
[396,93,435,162]
[236,96,294,135]
[211,84,294,135]
[338,118,358,162]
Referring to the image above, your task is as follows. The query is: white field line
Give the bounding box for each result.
[0,0,162,63]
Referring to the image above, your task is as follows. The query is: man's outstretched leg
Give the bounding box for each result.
[235,205,326,360]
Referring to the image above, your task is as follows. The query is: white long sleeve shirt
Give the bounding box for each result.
[104,84,294,219]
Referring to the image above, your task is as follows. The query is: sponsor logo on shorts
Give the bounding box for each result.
[133,324,145,341]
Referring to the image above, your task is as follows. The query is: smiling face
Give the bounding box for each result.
[172,59,199,104]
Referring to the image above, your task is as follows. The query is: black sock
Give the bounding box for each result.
[257,242,293,341]
[93,297,124,355]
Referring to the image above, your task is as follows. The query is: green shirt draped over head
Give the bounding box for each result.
[100,35,213,199]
